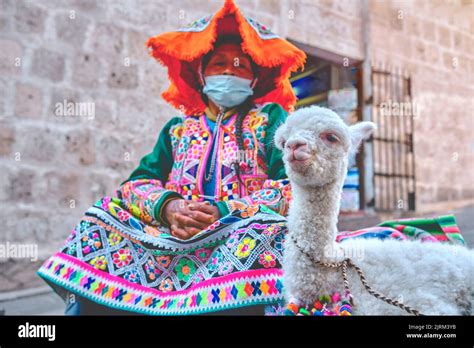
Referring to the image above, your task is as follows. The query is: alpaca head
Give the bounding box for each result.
[275,106,376,187]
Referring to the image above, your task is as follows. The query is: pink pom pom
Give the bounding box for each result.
[331,292,341,303]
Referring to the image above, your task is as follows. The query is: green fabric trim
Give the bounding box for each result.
[260,204,279,215]
[260,103,288,180]
[378,216,445,234]
[215,201,231,217]
[437,215,457,225]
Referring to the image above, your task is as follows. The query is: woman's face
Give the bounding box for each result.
[203,43,254,80]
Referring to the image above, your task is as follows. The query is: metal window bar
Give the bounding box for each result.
[371,66,416,211]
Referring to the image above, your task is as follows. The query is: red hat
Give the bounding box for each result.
[147,0,307,115]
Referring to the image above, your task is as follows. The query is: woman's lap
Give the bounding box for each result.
[39,197,287,315]
[38,197,464,316]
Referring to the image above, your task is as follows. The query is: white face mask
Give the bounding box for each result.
[202,75,255,108]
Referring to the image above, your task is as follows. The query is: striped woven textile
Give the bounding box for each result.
[336,214,465,245]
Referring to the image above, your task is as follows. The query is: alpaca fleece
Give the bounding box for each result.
[276,106,473,315]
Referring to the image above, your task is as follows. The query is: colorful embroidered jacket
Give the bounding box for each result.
[116,102,292,227]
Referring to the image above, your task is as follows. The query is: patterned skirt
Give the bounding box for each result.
[37,196,465,315]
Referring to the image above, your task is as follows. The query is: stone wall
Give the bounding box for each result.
[0,0,472,291]
[369,0,474,208]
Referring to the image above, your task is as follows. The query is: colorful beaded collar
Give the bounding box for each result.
[284,292,353,316]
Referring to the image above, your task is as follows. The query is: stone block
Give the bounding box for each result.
[389,7,404,31]
[257,0,281,17]
[332,0,361,17]
[15,126,61,163]
[90,98,118,131]
[72,52,101,88]
[14,1,46,34]
[41,170,80,209]
[55,12,91,48]
[87,23,123,58]
[32,48,65,82]
[107,64,139,89]
[422,20,436,42]
[0,14,10,32]
[141,60,168,97]
[437,186,461,202]
[405,15,421,37]
[95,133,135,171]
[0,121,15,156]
[412,39,426,61]
[48,0,102,13]
[437,25,451,48]
[85,171,121,203]
[0,38,22,76]
[108,0,168,29]
[64,128,96,166]
[127,30,150,63]
[14,83,43,119]
[0,260,46,292]
[452,31,465,51]
[4,166,36,203]
[117,94,165,135]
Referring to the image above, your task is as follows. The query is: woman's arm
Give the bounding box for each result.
[215,103,292,217]
[114,117,184,226]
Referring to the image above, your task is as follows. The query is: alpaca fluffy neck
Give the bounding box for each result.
[289,179,343,260]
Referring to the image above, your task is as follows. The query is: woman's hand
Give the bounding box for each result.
[164,199,220,240]
[189,201,220,225]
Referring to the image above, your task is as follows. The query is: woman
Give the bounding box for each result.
[147,34,289,241]
[38,0,465,315]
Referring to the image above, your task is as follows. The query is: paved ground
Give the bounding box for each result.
[0,286,64,315]
[1,204,473,316]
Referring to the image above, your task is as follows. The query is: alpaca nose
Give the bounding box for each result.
[287,141,307,151]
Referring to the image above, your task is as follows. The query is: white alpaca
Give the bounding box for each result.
[275,106,474,315]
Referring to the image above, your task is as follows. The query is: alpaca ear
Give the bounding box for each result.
[349,121,376,151]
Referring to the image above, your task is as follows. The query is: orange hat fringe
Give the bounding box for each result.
[147,0,307,115]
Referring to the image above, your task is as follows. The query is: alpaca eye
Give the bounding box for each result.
[321,133,339,144]
[280,139,286,148]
